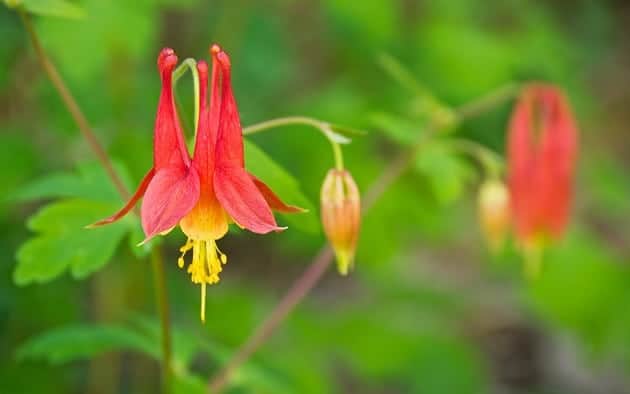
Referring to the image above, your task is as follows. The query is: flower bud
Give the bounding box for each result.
[478,179,510,252]
[320,169,361,275]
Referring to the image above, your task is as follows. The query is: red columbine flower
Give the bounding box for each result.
[93,45,302,321]
[507,84,578,249]
[320,169,360,275]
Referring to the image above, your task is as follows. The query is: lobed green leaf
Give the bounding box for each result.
[14,199,130,285]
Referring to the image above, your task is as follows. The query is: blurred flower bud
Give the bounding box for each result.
[478,179,510,252]
[320,169,361,275]
[507,84,578,249]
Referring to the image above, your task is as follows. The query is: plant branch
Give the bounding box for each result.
[208,82,520,393]
[456,83,521,121]
[242,115,349,171]
[208,246,334,392]
[19,10,130,200]
[151,247,173,393]
[19,10,173,392]
[241,116,325,135]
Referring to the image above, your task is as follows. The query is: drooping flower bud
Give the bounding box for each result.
[477,179,510,252]
[507,84,578,250]
[320,169,361,275]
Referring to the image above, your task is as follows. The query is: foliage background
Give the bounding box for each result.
[1,0,630,393]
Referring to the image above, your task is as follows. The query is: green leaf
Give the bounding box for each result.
[16,324,156,364]
[20,0,85,19]
[129,315,293,394]
[244,140,318,233]
[415,142,473,205]
[14,198,130,285]
[10,161,131,203]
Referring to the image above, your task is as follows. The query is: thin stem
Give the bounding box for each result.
[19,11,174,392]
[243,115,346,171]
[331,141,344,170]
[242,116,324,135]
[445,138,505,179]
[366,85,520,211]
[173,58,200,135]
[456,83,522,122]
[378,53,442,108]
[19,10,130,200]
[151,247,173,394]
[207,83,521,392]
[208,246,334,393]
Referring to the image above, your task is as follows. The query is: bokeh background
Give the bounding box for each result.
[1,0,630,393]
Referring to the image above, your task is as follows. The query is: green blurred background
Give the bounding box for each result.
[1,0,630,393]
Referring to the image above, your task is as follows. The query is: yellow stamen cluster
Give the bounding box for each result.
[178,238,228,321]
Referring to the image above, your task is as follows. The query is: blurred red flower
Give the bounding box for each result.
[507,84,578,248]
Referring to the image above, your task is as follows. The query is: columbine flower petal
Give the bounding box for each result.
[211,48,285,233]
[250,173,307,213]
[141,167,200,241]
[91,48,194,229]
[214,166,286,233]
[89,168,155,226]
[154,48,191,171]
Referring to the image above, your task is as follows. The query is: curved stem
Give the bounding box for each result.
[173,58,200,136]
[151,247,173,394]
[445,138,505,179]
[19,10,130,200]
[207,82,520,392]
[242,116,324,135]
[242,115,347,171]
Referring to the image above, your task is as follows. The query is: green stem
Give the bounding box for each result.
[151,247,173,394]
[242,116,346,170]
[378,53,443,108]
[456,83,522,121]
[173,58,200,136]
[445,138,504,178]
[242,116,324,135]
[331,141,344,170]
